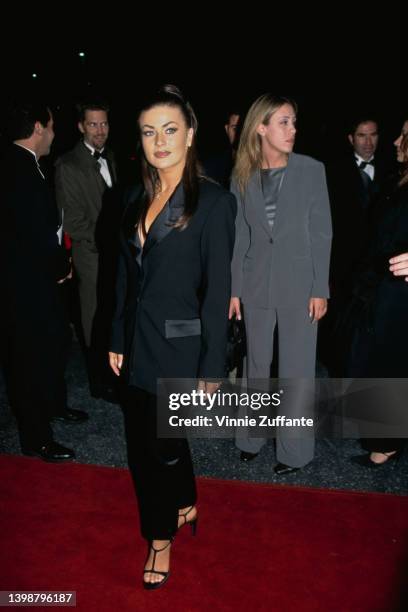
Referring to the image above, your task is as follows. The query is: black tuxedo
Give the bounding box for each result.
[320,152,393,373]
[326,152,391,297]
[0,144,70,449]
[349,180,408,376]
[111,178,237,394]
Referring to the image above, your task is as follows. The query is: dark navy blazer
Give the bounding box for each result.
[110,178,236,394]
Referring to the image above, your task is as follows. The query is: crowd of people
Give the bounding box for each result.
[1,87,407,589]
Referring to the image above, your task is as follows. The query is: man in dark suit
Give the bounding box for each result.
[0,101,87,462]
[55,101,119,402]
[203,109,241,188]
[324,118,392,373]
[327,118,391,301]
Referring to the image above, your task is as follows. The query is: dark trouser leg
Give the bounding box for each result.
[9,334,54,450]
[86,345,116,396]
[50,324,71,417]
[11,317,71,449]
[362,438,405,453]
[348,292,407,456]
[122,386,197,541]
[73,249,106,393]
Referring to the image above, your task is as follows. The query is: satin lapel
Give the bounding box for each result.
[76,141,106,200]
[248,170,272,237]
[106,151,117,185]
[142,182,185,260]
[123,186,144,266]
[270,153,294,239]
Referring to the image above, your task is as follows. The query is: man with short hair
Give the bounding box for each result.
[55,101,119,402]
[327,118,391,296]
[348,118,379,167]
[224,110,241,148]
[0,101,87,461]
[324,117,392,373]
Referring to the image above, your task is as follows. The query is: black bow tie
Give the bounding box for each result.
[358,159,375,170]
[93,149,108,160]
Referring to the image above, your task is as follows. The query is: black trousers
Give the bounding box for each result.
[122,386,197,541]
[347,284,407,455]
[5,322,71,450]
[362,438,404,453]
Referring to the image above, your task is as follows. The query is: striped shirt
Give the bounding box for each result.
[261,167,286,229]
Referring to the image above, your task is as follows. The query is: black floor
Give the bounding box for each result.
[1,339,407,496]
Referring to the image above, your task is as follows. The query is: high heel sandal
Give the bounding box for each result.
[178,505,198,535]
[143,539,173,590]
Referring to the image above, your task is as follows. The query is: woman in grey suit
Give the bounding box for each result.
[229,94,332,474]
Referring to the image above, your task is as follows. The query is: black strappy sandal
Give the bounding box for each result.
[143,539,173,590]
[178,505,198,535]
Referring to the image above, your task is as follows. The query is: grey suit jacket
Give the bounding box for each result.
[54,141,117,251]
[231,153,332,308]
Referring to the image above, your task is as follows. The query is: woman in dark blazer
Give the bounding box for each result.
[109,85,236,589]
[348,120,408,466]
[229,94,332,473]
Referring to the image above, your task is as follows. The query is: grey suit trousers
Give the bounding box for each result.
[72,242,98,347]
[236,305,317,467]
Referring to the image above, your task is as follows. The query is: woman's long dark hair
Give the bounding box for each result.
[138,84,203,235]
[399,131,408,187]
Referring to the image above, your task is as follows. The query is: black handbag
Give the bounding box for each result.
[225,317,247,374]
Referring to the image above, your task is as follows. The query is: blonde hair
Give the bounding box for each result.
[233,94,297,195]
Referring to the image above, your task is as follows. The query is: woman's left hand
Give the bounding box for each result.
[109,351,124,376]
[197,380,222,396]
[308,297,327,323]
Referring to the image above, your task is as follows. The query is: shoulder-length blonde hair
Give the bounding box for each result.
[233,94,297,195]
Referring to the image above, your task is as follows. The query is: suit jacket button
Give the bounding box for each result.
[269,238,273,243]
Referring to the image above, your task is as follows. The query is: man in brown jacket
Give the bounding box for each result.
[55,101,119,402]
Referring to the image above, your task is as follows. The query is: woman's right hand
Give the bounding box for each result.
[229,297,242,320]
[109,352,124,376]
[389,252,408,281]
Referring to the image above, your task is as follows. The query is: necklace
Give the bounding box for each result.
[154,186,171,200]
[154,185,167,200]
[154,182,178,200]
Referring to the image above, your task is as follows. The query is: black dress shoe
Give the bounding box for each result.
[23,441,75,462]
[52,408,89,423]
[240,451,259,462]
[274,462,300,475]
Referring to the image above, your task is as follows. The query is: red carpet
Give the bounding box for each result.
[0,454,407,612]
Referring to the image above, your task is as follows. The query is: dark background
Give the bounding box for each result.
[2,44,407,177]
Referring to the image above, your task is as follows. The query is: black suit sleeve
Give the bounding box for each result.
[110,188,143,354]
[110,242,127,354]
[198,192,237,378]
